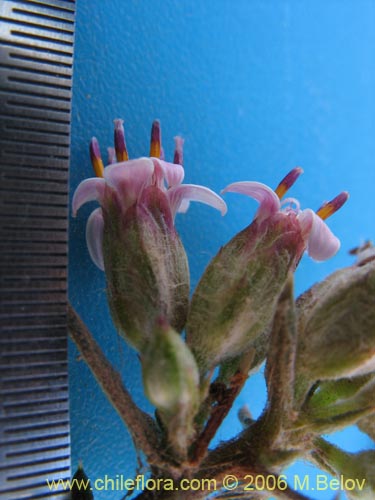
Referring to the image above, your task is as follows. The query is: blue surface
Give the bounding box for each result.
[69,1,375,499]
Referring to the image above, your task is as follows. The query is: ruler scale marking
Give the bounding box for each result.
[1,0,74,498]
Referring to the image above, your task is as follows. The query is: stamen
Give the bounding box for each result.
[173,136,184,165]
[150,120,162,158]
[89,137,104,177]
[275,167,304,199]
[114,119,129,162]
[316,191,349,220]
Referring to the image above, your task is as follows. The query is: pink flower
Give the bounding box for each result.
[186,169,348,372]
[72,119,227,351]
[72,119,227,270]
[222,168,348,262]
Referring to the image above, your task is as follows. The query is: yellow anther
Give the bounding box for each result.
[275,167,303,200]
[316,192,349,220]
[92,157,105,177]
[150,120,161,158]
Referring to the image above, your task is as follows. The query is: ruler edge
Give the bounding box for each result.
[0,0,75,498]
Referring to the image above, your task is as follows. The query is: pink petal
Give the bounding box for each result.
[104,158,154,207]
[296,208,314,239]
[177,199,190,213]
[151,158,166,190]
[168,184,227,217]
[221,181,280,221]
[86,208,105,270]
[72,177,106,216]
[152,158,185,188]
[302,209,340,261]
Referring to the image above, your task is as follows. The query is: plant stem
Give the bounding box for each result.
[68,303,162,467]
[190,370,248,464]
[264,276,297,441]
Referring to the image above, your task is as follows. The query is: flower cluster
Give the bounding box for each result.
[72,119,350,361]
[71,119,375,500]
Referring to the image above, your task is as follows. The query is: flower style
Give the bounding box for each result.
[72,119,226,351]
[222,168,349,261]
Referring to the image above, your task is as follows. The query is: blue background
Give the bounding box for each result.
[69,1,375,499]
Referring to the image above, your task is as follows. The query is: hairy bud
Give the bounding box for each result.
[103,185,189,351]
[142,320,200,457]
[296,258,375,381]
[186,212,307,373]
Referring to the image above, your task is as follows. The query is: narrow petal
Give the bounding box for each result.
[168,184,227,217]
[152,159,166,190]
[177,199,190,213]
[72,177,106,216]
[104,158,154,207]
[296,208,314,240]
[86,208,105,270]
[301,209,340,261]
[152,158,184,188]
[222,181,280,221]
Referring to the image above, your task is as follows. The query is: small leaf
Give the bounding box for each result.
[312,439,375,499]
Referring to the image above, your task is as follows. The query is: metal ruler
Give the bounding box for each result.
[0,0,75,498]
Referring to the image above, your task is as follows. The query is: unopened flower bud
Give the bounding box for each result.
[296,258,375,381]
[142,320,200,456]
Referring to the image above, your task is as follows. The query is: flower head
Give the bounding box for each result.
[186,168,348,373]
[72,119,226,351]
[73,119,227,270]
[222,168,348,261]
